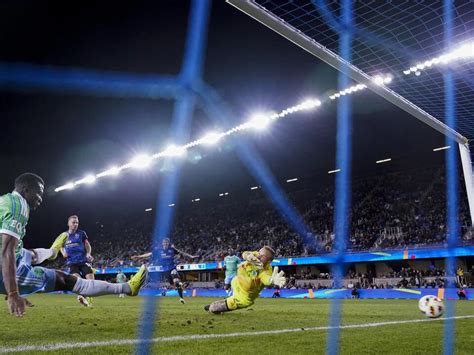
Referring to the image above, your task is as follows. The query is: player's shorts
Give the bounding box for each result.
[225,277,256,310]
[0,249,56,296]
[163,268,181,285]
[69,263,93,278]
[224,272,236,285]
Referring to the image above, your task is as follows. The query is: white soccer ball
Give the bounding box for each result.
[418,295,436,313]
[418,295,444,318]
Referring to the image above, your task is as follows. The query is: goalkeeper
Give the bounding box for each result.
[205,246,286,314]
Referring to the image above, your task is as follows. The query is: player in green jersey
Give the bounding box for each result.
[223,249,241,296]
[1,173,147,317]
[116,270,127,298]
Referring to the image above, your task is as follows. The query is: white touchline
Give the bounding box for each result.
[1,315,473,353]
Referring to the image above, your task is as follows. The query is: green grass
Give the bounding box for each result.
[1,295,473,354]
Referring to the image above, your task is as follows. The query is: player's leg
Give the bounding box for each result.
[68,264,89,307]
[170,269,185,304]
[83,264,95,306]
[224,273,235,296]
[206,280,253,314]
[54,265,148,296]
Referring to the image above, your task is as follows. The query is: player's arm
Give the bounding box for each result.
[1,234,26,316]
[84,239,93,262]
[242,251,263,268]
[131,252,152,259]
[173,245,198,259]
[261,266,286,288]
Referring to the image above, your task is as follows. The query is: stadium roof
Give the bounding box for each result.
[228,0,474,144]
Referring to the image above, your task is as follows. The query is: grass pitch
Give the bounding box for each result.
[0,294,473,354]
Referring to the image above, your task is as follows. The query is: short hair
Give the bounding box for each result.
[262,246,275,256]
[68,215,79,221]
[14,173,44,190]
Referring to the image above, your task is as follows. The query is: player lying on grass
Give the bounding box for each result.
[132,238,197,304]
[0,173,148,317]
[205,246,286,314]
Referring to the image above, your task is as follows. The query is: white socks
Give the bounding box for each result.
[32,248,55,265]
[72,278,131,296]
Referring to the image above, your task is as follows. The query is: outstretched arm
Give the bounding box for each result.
[173,246,198,260]
[131,252,152,260]
[1,234,26,316]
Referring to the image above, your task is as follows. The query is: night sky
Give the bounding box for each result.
[0,1,448,246]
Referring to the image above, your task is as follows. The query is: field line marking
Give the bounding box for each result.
[1,315,473,353]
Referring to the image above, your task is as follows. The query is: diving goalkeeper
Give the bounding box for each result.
[205,246,286,314]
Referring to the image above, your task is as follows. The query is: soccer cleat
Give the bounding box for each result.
[204,304,210,312]
[77,295,90,307]
[127,265,148,296]
[179,298,185,304]
[48,233,68,260]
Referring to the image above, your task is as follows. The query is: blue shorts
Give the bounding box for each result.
[224,273,236,285]
[0,249,57,296]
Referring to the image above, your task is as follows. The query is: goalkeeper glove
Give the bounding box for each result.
[242,252,263,268]
[270,266,286,288]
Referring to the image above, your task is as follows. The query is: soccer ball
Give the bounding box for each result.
[418,295,444,318]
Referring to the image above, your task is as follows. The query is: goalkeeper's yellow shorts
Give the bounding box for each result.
[225,277,255,310]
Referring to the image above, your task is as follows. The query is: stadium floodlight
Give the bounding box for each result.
[54,182,75,192]
[376,158,392,164]
[192,198,201,202]
[328,169,341,174]
[286,178,298,183]
[219,193,224,196]
[250,186,259,190]
[96,166,121,177]
[224,192,229,195]
[372,75,392,86]
[200,131,223,145]
[162,144,187,157]
[298,98,321,110]
[75,174,96,185]
[129,154,152,169]
[168,203,175,207]
[245,114,271,130]
[404,41,474,75]
[329,84,367,100]
[433,145,451,152]
[145,208,152,212]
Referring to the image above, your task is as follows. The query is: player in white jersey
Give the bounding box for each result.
[1,173,147,317]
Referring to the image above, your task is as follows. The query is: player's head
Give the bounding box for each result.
[14,172,45,210]
[162,238,170,249]
[227,248,234,256]
[68,215,79,232]
[258,246,275,265]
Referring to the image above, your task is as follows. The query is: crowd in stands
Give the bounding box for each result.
[80,167,472,269]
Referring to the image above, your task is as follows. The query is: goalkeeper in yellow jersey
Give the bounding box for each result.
[205,246,286,314]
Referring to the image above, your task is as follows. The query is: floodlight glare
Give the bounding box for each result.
[97,166,121,177]
[130,154,152,168]
[200,132,223,145]
[246,114,271,130]
[163,145,186,157]
[83,175,96,184]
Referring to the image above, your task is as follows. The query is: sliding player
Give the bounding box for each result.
[223,249,240,296]
[132,238,197,304]
[49,215,95,307]
[1,173,147,317]
[205,246,286,314]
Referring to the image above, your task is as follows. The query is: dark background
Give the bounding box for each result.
[0,1,448,247]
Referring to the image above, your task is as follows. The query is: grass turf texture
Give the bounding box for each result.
[0,295,473,354]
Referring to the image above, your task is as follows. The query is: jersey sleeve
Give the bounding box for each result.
[0,196,22,239]
[55,232,69,248]
[82,231,88,241]
[259,264,273,286]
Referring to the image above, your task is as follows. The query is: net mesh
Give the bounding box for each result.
[255,0,474,140]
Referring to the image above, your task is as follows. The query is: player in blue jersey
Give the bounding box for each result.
[1,173,148,317]
[133,238,197,304]
[49,215,95,306]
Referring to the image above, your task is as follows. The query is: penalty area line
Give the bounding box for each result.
[1,315,474,353]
